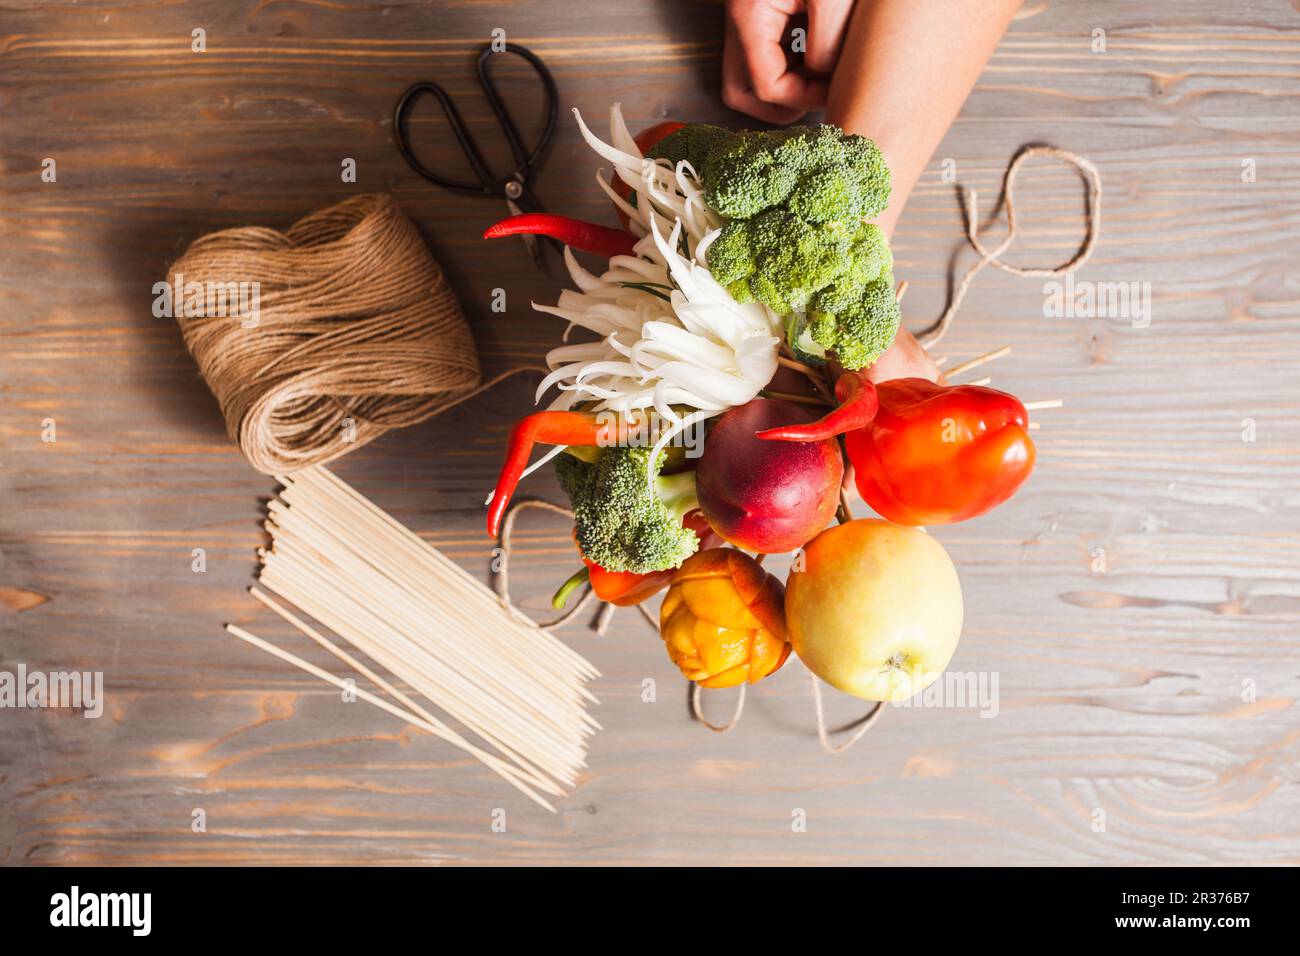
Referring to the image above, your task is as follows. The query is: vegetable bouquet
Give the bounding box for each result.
[483,106,1037,704]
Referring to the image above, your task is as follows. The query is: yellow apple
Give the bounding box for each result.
[786,519,963,702]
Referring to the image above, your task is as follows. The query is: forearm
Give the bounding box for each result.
[826,0,1022,238]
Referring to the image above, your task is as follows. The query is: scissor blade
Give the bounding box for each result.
[520,232,546,272]
[505,197,549,273]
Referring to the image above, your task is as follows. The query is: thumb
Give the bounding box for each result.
[804,0,854,75]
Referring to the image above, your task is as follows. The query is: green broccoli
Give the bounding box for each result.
[661,123,900,369]
[646,123,731,174]
[554,446,700,574]
[701,124,891,222]
[808,274,902,371]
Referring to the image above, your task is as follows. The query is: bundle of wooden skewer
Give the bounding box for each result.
[227,467,599,812]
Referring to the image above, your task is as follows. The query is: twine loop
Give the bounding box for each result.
[493,498,598,632]
[689,682,747,733]
[919,144,1103,346]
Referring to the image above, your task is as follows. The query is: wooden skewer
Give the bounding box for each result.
[967,376,992,387]
[934,355,949,368]
[1028,421,1041,430]
[246,585,574,796]
[776,348,834,401]
[762,389,833,408]
[245,467,601,806]
[1023,399,1063,411]
[225,623,557,812]
[776,355,816,375]
[894,279,909,303]
[944,345,1012,378]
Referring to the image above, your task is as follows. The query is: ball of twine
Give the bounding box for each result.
[169,193,481,474]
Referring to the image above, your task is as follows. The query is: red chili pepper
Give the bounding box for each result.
[484,213,636,258]
[583,558,675,607]
[486,409,649,538]
[845,378,1036,525]
[754,370,880,442]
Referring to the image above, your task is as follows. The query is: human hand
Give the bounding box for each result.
[863,324,944,385]
[722,0,854,124]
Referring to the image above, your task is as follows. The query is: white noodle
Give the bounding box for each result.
[530,105,778,435]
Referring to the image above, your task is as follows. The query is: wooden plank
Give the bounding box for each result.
[2,0,1298,865]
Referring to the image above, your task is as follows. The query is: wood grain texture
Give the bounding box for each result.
[2,0,1298,865]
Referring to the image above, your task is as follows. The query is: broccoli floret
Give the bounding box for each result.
[700,130,800,220]
[710,216,891,328]
[701,125,891,222]
[704,220,754,288]
[646,123,731,175]
[751,210,853,312]
[807,273,901,370]
[686,123,895,368]
[799,224,893,316]
[554,446,700,573]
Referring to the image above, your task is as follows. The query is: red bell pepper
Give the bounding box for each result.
[845,378,1036,526]
[484,213,637,258]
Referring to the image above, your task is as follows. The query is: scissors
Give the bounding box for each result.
[394,43,559,271]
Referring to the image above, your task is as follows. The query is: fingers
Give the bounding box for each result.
[722,13,810,124]
[864,325,945,385]
[804,0,854,75]
[731,0,827,112]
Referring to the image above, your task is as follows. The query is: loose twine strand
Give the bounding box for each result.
[810,673,885,752]
[690,682,746,732]
[917,145,1102,347]
[169,194,486,474]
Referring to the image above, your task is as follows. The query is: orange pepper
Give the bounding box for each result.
[659,548,791,688]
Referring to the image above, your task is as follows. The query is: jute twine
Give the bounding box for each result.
[493,499,602,633]
[917,144,1102,347]
[169,193,483,474]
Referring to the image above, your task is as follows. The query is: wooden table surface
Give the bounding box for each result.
[3,0,1298,866]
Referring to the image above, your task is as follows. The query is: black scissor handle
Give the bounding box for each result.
[393,43,559,197]
[393,80,495,194]
[475,43,559,185]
